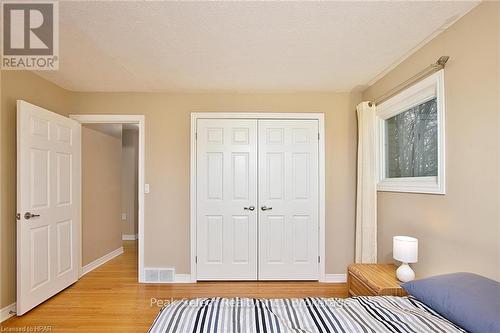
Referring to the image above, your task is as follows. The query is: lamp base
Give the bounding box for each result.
[396,263,415,282]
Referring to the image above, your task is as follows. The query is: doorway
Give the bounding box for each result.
[70,115,145,282]
[121,124,140,242]
[16,103,147,315]
[79,123,139,276]
[191,113,326,282]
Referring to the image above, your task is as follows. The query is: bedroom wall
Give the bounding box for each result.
[68,92,362,275]
[0,71,72,309]
[362,2,500,280]
[82,124,123,266]
[0,70,361,308]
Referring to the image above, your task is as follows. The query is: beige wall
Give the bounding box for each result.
[121,128,139,236]
[69,92,362,274]
[1,71,72,308]
[82,124,123,266]
[0,70,361,308]
[363,2,500,280]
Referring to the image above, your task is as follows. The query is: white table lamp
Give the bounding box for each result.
[393,236,418,282]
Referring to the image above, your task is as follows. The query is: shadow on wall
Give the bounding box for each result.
[121,126,139,240]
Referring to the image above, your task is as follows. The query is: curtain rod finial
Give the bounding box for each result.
[437,56,449,66]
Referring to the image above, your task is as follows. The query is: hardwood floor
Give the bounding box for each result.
[2,241,347,332]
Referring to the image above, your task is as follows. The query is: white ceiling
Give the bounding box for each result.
[37,1,478,92]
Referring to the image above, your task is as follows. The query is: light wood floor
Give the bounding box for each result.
[2,241,347,332]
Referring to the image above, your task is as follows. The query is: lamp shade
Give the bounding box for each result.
[393,236,418,263]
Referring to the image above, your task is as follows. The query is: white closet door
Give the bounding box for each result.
[196,119,258,280]
[258,120,319,280]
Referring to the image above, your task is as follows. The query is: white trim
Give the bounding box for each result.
[69,114,144,124]
[190,114,197,282]
[190,112,326,282]
[320,274,347,283]
[81,247,124,276]
[376,70,446,194]
[122,234,138,240]
[0,303,16,322]
[318,114,326,282]
[174,274,195,283]
[69,114,146,282]
[191,112,325,120]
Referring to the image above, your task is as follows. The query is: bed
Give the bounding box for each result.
[148,296,464,332]
[148,273,500,333]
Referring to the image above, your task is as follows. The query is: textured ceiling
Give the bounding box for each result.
[36,1,478,92]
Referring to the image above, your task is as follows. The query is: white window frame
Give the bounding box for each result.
[376,70,445,194]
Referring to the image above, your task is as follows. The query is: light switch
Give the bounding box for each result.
[121,213,127,221]
[145,183,150,194]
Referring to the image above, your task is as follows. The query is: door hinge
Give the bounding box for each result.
[318,256,320,263]
[195,256,198,263]
[16,213,20,220]
[318,133,320,140]
[195,132,198,140]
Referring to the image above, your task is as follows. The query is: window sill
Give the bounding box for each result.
[377,176,445,195]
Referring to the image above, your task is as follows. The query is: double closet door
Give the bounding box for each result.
[196,118,319,280]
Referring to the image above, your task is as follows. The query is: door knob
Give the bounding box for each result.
[261,206,273,211]
[244,206,255,211]
[24,212,40,220]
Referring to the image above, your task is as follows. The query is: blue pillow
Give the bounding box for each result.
[402,273,500,333]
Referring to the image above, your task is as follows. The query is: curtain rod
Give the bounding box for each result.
[368,56,449,107]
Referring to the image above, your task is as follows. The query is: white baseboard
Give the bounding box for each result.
[0,302,16,323]
[122,234,138,241]
[174,274,195,283]
[141,272,345,284]
[321,274,347,283]
[81,247,124,277]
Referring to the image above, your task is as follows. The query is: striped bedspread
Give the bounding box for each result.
[149,296,465,333]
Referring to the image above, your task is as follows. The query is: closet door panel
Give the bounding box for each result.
[258,120,319,280]
[196,119,258,280]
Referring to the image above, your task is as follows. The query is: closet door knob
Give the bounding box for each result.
[261,206,272,211]
[24,212,40,220]
[244,206,255,211]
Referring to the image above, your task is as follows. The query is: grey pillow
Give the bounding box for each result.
[402,272,500,333]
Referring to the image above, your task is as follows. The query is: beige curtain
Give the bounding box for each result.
[355,101,378,263]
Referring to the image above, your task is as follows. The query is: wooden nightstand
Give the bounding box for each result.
[347,264,408,297]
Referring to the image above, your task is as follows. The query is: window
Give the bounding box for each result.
[385,97,438,178]
[377,70,445,194]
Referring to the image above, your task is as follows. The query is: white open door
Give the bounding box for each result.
[17,100,81,315]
